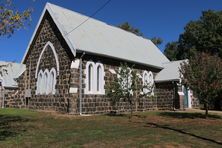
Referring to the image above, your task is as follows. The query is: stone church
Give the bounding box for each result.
[3,3,198,114]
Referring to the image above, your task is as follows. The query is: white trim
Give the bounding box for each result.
[108,69,116,74]
[71,59,80,69]
[35,41,60,78]
[95,63,105,94]
[188,89,192,108]
[21,3,76,64]
[69,87,78,93]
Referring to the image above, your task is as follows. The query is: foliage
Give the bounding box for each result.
[164,10,222,60]
[180,52,222,117]
[164,41,179,60]
[118,22,143,36]
[106,63,154,118]
[150,37,163,46]
[0,0,32,36]
[118,22,163,46]
[106,63,139,118]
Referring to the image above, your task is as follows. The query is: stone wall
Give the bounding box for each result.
[72,53,174,114]
[155,82,174,110]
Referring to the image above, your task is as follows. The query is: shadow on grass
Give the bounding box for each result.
[145,122,222,146]
[106,112,128,117]
[158,112,222,119]
[0,115,30,141]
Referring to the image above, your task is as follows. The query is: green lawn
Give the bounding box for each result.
[0,108,222,148]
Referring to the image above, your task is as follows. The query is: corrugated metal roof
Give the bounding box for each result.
[155,60,187,82]
[0,61,26,88]
[22,3,169,69]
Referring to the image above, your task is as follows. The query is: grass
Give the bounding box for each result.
[0,108,222,147]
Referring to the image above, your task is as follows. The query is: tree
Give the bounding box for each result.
[164,42,179,60]
[118,22,143,36]
[106,63,154,118]
[118,22,163,46]
[106,63,139,118]
[180,52,222,118]
[0,0,32,36]
[164,10,222,60]
[150,37,163,46]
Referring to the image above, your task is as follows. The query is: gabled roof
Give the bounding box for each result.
[0,61,26,88]
[155,60,187,82]
[22,3,169,69]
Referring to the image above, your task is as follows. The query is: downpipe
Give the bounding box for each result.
[79,52,85,116]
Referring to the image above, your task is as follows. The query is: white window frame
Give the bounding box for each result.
[36,68,57,95]
[85,61,105,95]
[95,63,105,94]
[142,70,154,96]
[85,61,95,94]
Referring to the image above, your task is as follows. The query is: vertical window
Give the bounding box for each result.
[36,70,43,94]
[50,71,54,93]
[95,63,105,94]
[44,71,48,94]
[88,64,93,92]
[50,68,56,94]
[97,65,101,92]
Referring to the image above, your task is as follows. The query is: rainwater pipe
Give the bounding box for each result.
[79,52,91,116]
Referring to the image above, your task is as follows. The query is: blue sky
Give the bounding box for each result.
[0,0,222,62]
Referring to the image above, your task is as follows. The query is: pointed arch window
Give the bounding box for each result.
[85,61,105,94]
[36,70,43,94]
[96,63,105,94]
[50,68,56,94]
[36,68,56,95]
[88,63,94,92]
[142,71,154,95]
[44,70,50,94]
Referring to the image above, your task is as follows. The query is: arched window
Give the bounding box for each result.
[96,63,105,94]
[50,68,56,94]
[36,70,43,94]
[36,68,56,95]
[118,67,132,91]
[44,69,50,94]
[85,61,105,94]
[88,64,94,92]
[97,66,101,91]
[35,41,59,78]
[142,71,154,95]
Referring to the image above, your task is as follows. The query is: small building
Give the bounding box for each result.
[6,3,198,114]
[0,61,26,108]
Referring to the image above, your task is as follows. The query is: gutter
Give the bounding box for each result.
[76,50,164,70]
[155,79,180,83]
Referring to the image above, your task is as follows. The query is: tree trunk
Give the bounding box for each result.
[129,103,133,119]
[205,103,209,118]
